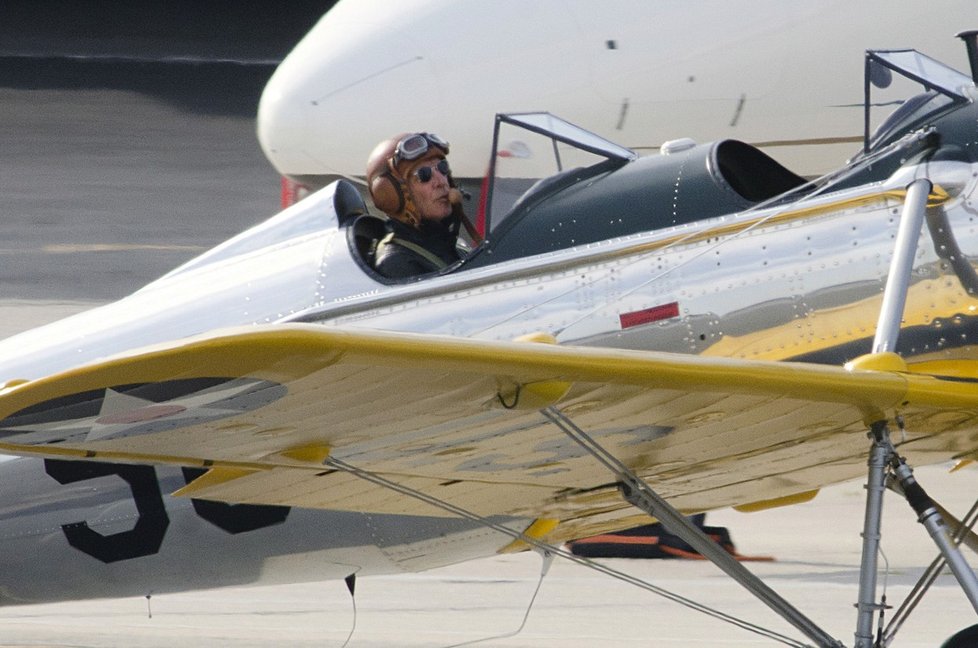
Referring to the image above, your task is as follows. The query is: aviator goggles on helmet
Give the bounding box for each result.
[412,158,451,183]
[393,132,449,165]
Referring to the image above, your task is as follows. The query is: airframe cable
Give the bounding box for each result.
[324,456,813,647]
[874,546,891,648]
[440,549,555,648]
[340,573,358,648]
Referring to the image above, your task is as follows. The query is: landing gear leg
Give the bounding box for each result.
[853,421,978,648]
[854,422,894,648]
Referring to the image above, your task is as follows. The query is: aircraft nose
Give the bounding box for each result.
[257,4,446,185]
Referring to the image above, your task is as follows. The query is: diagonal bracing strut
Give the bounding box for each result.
[541,406,844,648]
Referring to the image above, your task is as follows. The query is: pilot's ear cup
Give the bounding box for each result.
[369,172,404,216]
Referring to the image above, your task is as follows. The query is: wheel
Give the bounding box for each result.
[941,623,978,647]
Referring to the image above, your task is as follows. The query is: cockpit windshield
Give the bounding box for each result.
[864,49,972,152]
[481,112,636,236]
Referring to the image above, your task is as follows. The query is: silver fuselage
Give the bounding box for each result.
[3,159,974,380]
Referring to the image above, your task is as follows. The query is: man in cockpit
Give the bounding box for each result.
[365,132,473,278]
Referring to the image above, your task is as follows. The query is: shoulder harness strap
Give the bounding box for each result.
[378,233,448,270]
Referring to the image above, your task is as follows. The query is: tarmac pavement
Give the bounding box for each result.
[0,462,974,647]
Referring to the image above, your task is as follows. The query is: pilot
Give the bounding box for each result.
[365,132,473,278]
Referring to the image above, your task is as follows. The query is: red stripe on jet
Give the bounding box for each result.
[619,302,679,329]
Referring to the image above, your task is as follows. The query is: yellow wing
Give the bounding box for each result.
[1,324,976,543]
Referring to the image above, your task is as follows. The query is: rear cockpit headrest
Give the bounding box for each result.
[334,179,368,226]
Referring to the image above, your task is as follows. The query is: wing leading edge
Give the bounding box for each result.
[1,324,976,543]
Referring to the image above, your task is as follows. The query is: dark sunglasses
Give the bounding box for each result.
[413,158,451,183]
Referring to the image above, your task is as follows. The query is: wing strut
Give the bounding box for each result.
[540,407,844,648]
[872,177,931,353]
[853,175,978,647]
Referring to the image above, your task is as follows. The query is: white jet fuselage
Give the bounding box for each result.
[257,0,976,187]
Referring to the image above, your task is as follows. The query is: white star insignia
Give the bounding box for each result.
[0,379,282,445]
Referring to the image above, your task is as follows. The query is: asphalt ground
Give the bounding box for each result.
[0,462,974,647]
[0,84,278,301]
